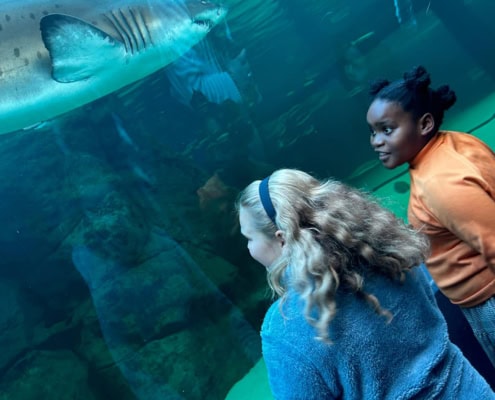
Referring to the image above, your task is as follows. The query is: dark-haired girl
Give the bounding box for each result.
[367,65,495,367]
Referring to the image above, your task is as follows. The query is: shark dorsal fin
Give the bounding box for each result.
[40,13,123,83]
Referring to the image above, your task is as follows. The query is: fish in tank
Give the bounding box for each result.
[0,0,494,399]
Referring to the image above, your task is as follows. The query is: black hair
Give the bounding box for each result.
[369,66,457,131]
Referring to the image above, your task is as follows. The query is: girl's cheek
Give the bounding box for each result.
[247,245,254,257]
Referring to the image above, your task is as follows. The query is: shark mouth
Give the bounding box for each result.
[192,18,213,30]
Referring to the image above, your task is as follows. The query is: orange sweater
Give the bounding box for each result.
[408,131,495,307]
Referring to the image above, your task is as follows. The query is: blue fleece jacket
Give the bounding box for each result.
[261,268,494,399]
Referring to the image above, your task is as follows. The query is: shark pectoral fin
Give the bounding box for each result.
[40,14,123,83]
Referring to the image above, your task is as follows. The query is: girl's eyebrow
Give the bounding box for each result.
[373,119,394,127]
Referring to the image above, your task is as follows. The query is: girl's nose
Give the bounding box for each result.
[370,133,384,148]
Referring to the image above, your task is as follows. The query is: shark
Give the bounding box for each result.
[0,0,227,135]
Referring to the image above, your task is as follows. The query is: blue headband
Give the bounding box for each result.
[259,176,276,224]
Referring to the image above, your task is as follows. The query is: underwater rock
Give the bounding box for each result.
[0,350,97,400]
[0,280,41,373]
[71,229,261,399]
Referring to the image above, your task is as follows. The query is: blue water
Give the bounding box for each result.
[0,0,494,398]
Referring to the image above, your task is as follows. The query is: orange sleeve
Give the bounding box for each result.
[424,171,495,273]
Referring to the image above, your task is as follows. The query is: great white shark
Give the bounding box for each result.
[0,0,227,135]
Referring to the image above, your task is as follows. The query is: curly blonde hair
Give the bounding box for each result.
[236,168,430,342]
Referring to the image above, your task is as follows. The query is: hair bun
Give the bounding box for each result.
[369,79,390,96]
[435,85,457,110]
[403,65,431,91]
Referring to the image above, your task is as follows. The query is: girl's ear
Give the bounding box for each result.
[419,113,435,136]
[275,230,285,247]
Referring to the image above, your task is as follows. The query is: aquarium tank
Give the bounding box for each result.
[0,0,494,398]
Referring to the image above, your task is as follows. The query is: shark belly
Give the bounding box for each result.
[1,44,171,133]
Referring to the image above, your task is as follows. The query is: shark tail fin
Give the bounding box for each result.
[40,14,123,83]
[197,71,242,104]
[165,39,243,107]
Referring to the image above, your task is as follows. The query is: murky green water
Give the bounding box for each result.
[0,0,494,398]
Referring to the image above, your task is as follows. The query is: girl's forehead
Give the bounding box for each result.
[368,99,405,120]
[239,207,255,232]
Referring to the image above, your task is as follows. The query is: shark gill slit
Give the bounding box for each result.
[128,8,150,50]
[106,12,132,53]
[117,9,141,52]
[135,9,153,46]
